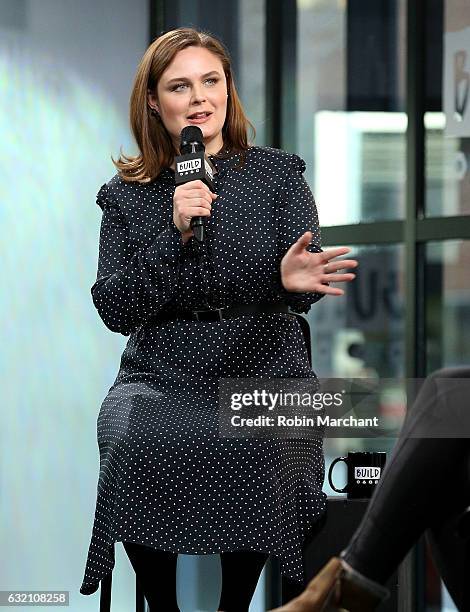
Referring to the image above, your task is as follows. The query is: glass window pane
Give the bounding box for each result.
[309,244,405,379]
[424,2,470,217]
[239,0,266,145]
[308,244,405,489]
[314,112,407,225]
[425,112,470,217]
[297,0,407,225]
[426,240,470,370]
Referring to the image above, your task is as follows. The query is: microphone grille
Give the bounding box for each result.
[180,125,204,147]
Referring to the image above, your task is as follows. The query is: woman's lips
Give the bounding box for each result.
[187,113,212,124]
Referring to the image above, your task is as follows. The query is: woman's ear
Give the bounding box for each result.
[147,89,160,114]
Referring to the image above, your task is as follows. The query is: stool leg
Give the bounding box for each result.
[99,572,112,612]
[136,576,146,611]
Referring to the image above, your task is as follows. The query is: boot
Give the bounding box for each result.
[269,557,389,612]
[269,558,342,611]
[322,558,390,611]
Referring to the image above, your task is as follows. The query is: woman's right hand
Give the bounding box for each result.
[173,179,218,237]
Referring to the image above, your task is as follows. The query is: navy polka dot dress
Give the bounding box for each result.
[80,146,327,596]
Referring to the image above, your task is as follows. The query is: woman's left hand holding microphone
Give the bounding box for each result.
[172,179,218,244]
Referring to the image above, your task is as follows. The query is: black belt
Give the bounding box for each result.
[149,301,290,322]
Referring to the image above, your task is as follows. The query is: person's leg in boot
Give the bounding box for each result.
[122,541,179,611]
[427,509,470,611]
[218,550,269,612]
[342,369,470,586]
[321,368,470,611]
[271,369,470,612]
[426,451,470,611]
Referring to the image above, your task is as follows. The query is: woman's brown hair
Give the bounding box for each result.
[112,27,256,183]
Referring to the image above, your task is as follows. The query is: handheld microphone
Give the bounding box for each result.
[174,126,216,243]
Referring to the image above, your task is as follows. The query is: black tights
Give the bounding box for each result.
[123,541,269,612]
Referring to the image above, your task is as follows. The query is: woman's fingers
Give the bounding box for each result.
[323,273,356,282]
[323,259,358,273]
[322,246,352,258]
[185,199,213,218]
[323,260,358,280]
[187,199,212,210]
[315,285,345,296]
[193,206,212,216]
[291,231,314,253]
[191,198,212,209]
[188,188,214,199]
[173,181,217,232]
[295,238,355,264]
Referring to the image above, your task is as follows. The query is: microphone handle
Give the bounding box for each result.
[190,215,205,243]
[189,171,215,243]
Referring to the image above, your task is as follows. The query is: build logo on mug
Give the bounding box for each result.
[328,451,387,499]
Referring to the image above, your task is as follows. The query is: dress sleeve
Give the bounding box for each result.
[91,183,186,335]
[275,153,326,314]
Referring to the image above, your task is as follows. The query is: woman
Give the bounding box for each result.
[80,27,357,611]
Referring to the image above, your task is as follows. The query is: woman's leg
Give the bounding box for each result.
[218,550,270,612]
[341,368,470,585]
[122,541,179,611]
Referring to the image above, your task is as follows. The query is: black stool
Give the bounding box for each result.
[99,571,146,612]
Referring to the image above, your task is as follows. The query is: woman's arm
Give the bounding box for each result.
[275,153,325,314]
[91,184,186,335]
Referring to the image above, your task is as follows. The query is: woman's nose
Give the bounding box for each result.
[190,85,206,103]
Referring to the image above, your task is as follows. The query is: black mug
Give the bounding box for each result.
[328,451,387,499]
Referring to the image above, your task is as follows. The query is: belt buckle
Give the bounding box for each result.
[193,307,224,321]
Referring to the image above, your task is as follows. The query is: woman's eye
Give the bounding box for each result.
[171,78,218,92]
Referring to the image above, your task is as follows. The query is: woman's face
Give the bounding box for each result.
[149,46,228,156]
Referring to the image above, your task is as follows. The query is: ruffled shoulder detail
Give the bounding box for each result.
[95,181,127,226]
[289,153,306,174]
[95,183,109,211]
[249,146,307,174]
[277,153,308,210]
